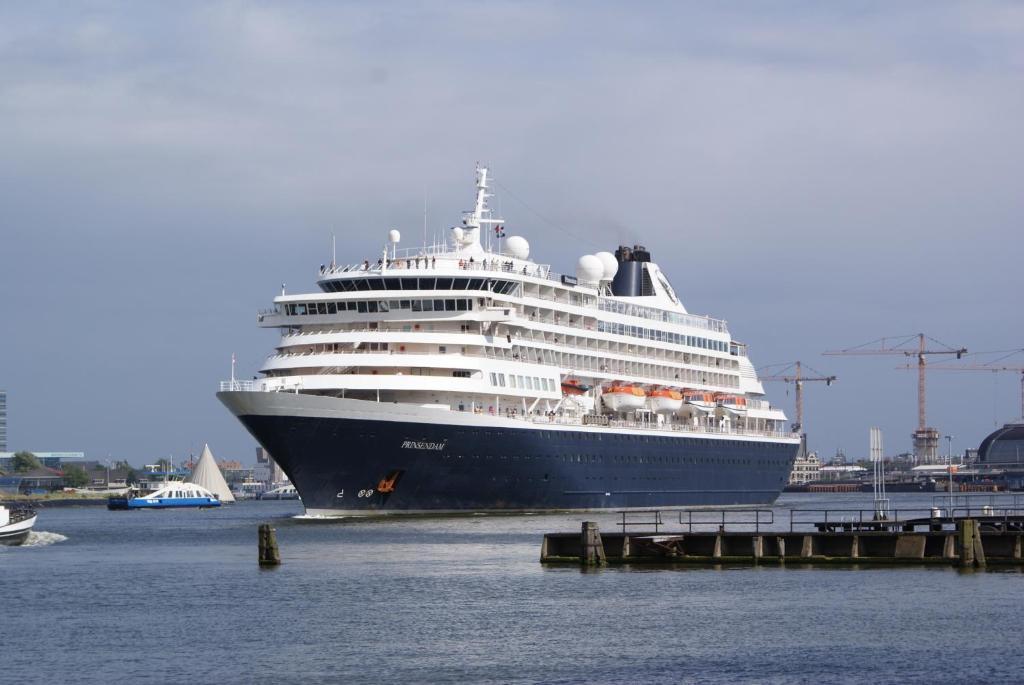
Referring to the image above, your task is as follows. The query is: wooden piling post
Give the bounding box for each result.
[972,522,986,568]
[752,535,763,562]
[943,534,956,560]
[776,537,786,562]
[958,519,975,568]
[1014,535,1022,561]
[850,535,859,560]
[800,535,813,559]
[259,523,281,567]
[581,521,606,565]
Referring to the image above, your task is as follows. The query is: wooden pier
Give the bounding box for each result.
[541,507,1024,568]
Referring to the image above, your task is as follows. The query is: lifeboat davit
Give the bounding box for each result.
[678,390,716,417]
[716,394,748,415]
[602,384,646,413]
[648,388,683,414]
[561,378,593,396]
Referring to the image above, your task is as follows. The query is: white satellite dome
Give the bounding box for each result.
[502,235,530,260]
[595,251,618,281]
[388,229,401,244]
[576,254,604,284]
[451,226,465,243]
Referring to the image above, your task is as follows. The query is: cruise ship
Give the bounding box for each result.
[218,166,800,515]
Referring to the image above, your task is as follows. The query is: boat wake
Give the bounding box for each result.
[20,531,68,547]
[292,513,360,521]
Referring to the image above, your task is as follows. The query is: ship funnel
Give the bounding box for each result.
[610,245,653,296]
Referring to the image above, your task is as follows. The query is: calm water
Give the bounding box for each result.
[4,493,1024,684]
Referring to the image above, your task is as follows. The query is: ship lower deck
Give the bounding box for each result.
[219,392,800,515]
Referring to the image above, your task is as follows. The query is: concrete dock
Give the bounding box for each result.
[541,509,1024,568]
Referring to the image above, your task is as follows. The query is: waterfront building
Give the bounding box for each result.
[256,447,285,483]
[788,450,821,485]
[0,451,85,471]
[977,423,1024,467]
[818,464,868,482]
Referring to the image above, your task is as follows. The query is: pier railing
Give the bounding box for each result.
[678,509,774,533]
[617,509,774,533]
[930,493,1024,510]
[606,506,1024,535]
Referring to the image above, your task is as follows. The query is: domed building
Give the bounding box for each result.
[977,423,1024,466]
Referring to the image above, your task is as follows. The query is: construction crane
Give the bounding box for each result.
[824,333,966,462]
[759,361,836,434]
[907,349,1024,423]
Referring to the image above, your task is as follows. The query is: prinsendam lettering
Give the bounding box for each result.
[401,440,448,451]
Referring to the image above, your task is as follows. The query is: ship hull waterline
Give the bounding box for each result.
[218,391,800,516]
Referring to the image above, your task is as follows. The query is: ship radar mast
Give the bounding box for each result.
[453,164,503,255]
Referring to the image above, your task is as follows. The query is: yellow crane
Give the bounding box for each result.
[759,361,836,434]
[903,349,1024,424]
[824,333,966,461]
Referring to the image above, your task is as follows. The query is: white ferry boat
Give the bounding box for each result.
[107,482,222,510]
[218,166,800,515]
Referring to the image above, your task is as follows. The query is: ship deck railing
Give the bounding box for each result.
[216,381,793,440]
[261,336,734,370]
[314,251,729,334]
[530,414,795,440]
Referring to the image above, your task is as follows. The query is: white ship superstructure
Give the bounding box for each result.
[219,166,799,515]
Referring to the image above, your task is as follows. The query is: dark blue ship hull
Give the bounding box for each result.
[235,413,800,514]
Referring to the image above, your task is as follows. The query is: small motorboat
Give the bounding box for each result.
[602,384,646,413]
[0,504,37,546]
[648,388,683,414]
[107,482,222,510]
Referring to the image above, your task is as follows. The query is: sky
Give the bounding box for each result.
[1,1,1022,465]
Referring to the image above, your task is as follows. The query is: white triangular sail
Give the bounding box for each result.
[187,444,235,503]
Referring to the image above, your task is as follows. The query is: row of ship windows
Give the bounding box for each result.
[286,303,731,357]
[489,373,556,392]
[285,298,474,316]
[320,277,520,295]
[377,428,787,450]
[595,321,729,353]
[434,453,786,467]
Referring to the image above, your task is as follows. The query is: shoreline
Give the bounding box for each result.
[1,495,110,508]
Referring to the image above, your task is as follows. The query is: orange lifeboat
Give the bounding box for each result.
[561,378,593,396]
[648,388,683,414]
[716,394,748,415]
[678,389,717,417]
[602,384,646,413]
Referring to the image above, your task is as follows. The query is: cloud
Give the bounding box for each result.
[1,1,1022,460]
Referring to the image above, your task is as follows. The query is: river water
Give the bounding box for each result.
[3,492,1023,684]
